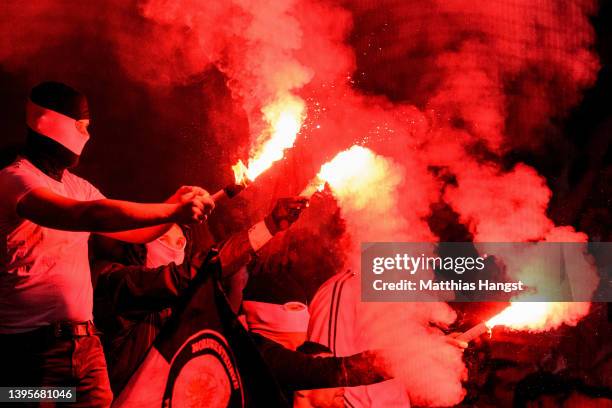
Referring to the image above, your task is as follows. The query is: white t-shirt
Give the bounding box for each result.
[0,158,105,333]
[307,271,412,408]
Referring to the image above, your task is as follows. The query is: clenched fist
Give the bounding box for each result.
[169,185,215,224]
[264,196,309,234]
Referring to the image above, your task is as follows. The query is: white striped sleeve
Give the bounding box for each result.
[247,221,273,252]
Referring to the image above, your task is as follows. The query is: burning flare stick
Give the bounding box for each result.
[211,183,247,202]
[214,95,305,202]
[211,161,250,202]
[457,302,562,343]
[456,322,491,343]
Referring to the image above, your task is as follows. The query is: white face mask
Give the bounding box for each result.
[26,100,90,155]
[145,227,186,268]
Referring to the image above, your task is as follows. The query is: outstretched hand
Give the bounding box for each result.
[264,196,309,234]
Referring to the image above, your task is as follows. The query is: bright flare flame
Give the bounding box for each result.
[231,160,249,185]
[318,146,374,190]
[485,301,590,332]
[302,145,399,203]
[232,95,305,184]
[486,302,554,330]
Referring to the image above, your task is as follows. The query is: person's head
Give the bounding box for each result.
[294,342,345,408]
[245,189,348,306]
[24,81,90,169]
[144,224,187,268]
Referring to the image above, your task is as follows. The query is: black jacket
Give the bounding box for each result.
[91,224,255,394]
[94,262,194,393]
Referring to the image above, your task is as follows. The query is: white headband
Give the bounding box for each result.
[243,301,310,333]
[26,100,90,155]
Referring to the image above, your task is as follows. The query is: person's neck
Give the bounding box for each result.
[23,152,65,181]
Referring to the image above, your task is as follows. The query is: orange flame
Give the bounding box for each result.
[485,301,590,332]
[318,146,375,190]
[486,302,555,331]
[302,145,394,197]
[231,160,249,185]
[232,95,305,184]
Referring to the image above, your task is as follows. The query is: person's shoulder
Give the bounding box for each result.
[0,158,38,180]
[0,158,47,209]
[310,270,356,304]
[323,270,356,287]
[1,157,27,172]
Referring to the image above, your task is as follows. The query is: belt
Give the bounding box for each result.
[0,321,98,348]
[49,320,98,338]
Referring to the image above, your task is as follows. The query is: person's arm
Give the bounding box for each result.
[218,196,310,277]
[215,197,309,312]
[93,251,208,316]
[98,225,174,244]
[252,333,391,391]
[217,230,255,277]
[16,187,209,234]
[98,186,215,243]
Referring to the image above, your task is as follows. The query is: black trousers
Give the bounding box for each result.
[0,329,113,407]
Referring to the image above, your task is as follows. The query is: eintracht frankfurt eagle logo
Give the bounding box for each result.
[162,330,244,408]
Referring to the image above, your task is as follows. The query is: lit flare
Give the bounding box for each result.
[457,301,588,343]
[486,302,550,330]
[232,95,305,185]
[301,145,386,197]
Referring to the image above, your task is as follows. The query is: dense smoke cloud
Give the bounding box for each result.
[113,0,353,158]
[347,0,599,151]
[368,301,467,406]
